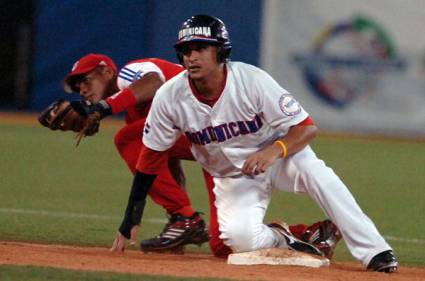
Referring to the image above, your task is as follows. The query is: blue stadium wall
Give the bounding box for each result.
[31,0,263,109]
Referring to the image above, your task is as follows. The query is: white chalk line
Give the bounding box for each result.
[384,235,425,245]
[1,208,424,245]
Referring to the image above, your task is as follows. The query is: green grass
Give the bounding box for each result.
[0,265,233,281]
[1,120,425,279]
[266,137,425,265]
[0,123,211,249]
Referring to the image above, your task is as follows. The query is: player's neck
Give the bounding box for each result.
[192,64,225,99]
[105,80,120,98]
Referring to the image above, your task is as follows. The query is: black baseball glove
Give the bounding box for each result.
[38,99,87,132]
[38,99,111,145]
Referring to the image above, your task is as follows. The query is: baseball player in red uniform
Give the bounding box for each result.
[63,53,341,258]
[63,54,210,251]
[114,15,398,272]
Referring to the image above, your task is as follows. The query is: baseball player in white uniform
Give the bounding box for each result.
[136,15,398,272]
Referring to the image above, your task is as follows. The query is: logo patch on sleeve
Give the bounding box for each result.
[279,94,301,116]
[144,122,150,134]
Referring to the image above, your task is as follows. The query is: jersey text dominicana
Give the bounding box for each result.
[143,62,309,177]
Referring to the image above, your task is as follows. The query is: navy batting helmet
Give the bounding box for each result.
[174,15,232,63]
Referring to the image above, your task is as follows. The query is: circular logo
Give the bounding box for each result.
[279,94,301,116]
[293,15,405,108]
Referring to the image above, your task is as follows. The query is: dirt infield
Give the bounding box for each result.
[1,242,424,281]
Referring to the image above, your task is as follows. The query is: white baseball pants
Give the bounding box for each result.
[214,145,392,266]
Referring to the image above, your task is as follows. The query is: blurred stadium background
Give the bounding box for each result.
[2,0,425,138]
[1,2,425,279]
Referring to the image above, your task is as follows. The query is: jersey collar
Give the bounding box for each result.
[188,64,227,107]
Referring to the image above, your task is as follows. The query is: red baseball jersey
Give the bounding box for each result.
[116,58,184,123]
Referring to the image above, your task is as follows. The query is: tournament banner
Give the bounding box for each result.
[260,0,425,137]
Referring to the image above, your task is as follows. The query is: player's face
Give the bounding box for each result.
[74,67,111,103]
[180,42,220,80]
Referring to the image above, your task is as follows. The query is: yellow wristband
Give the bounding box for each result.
[274,140,287,159]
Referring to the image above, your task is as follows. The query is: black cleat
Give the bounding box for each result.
[187,224,210,246]
[269,221,324,257]
[140,212,209,253]
[299,220,342,259]
[367,250,398,273]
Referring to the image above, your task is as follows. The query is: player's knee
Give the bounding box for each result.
[219,220,257,252]
[114,128,128,153]
[114,130,124,148]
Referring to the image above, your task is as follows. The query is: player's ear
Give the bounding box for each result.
[102,66,115,80]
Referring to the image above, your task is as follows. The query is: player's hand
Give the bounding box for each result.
[70,100,112,119]
[110,225,140,252]
[129,224,140,246]
[110,231,127,252]
[242,144,281,176]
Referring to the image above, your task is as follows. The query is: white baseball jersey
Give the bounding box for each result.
[143,61,309,177]
[116,60,166,90]
[144,61,392,266]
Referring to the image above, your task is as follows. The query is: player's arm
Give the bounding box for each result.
[105,61,168,114]
[128,73,186,187]
[128,72,163,104]
[242,68,315,175]
[104,72,163,115]
[73,64,165,119]
[242,117,317,175]
[276,118,317,155]
[117,148,163,237]
[111,146,167,252]
[111,86,180,251]
[68,71,165,144]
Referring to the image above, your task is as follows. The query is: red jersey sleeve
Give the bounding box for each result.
[297,116,315,126]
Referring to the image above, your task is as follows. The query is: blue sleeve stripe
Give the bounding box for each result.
[118,73,133,82]
[119,70,135,80]
[121,67,137,75]
[119,68,145,83]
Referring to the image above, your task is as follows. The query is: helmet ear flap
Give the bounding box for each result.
[217,45,231,63]
[176,52,184,65]
[217,46,225,63]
